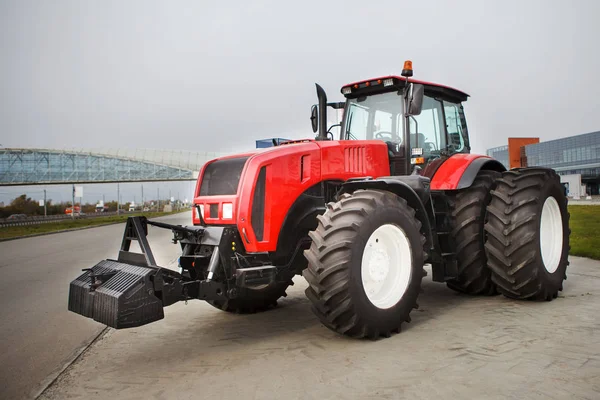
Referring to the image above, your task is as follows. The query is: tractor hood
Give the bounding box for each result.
[192,139,390,253]
[196,140,318,195]
[192,140,320,225]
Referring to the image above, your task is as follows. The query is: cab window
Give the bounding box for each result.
[443,101,470,153]
[408,96,446,156]
[345,103,369,140]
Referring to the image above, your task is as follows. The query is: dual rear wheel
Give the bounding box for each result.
[446,168,570,300]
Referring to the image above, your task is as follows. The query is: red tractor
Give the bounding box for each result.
[68,61,570,339]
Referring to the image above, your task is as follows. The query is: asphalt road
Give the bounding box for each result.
[0,211,192,400]
[39,256,600,400]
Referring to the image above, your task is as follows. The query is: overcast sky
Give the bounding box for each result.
[1,1,599,157]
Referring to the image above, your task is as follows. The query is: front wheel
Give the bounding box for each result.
[484,168,570,300]
[207,281,291,313]
[303,189,426,339]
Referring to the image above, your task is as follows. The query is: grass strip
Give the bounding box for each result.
[0,210,189,240]
[568,205,600,260]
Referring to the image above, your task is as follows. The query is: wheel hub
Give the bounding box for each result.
[540,196,563,273]
[361,224,412,309]
[367,248,390,283]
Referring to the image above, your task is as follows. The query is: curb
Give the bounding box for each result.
[34,327,110,399]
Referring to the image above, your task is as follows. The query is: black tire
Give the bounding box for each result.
[446,170,501,295]
[484,168,570,300]
[208,281,291,313]
[303,189,426,339]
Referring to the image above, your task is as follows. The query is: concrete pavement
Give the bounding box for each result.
[39,256,600,400]
[0,211,192,400]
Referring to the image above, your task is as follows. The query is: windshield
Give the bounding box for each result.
[343,91,404,144]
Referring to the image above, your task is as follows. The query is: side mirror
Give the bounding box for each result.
[407,84,424,116]
[310,105,318,133]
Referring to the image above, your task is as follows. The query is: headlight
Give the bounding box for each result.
[222,203,233,219]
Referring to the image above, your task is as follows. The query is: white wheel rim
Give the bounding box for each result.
[540,196,563,273]
[361,224,412,309]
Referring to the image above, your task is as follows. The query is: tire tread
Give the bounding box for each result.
[446,170,500,295]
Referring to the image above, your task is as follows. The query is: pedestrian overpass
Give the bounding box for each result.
[0,148,227,186]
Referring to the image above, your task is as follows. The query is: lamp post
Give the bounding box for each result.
[71,185,75,220]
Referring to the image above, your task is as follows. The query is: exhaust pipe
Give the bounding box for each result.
[315,83,328,140]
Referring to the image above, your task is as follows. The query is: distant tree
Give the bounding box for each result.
[0,204,12,218]
[82,203,96,213]
[10,194,28,213]
[104,201,118,212]
[46,199,66,215]
[0,195,80,218]
[0,194,48,217]
[11,194,43,215]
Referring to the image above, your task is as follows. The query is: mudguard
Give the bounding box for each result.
[430,154,506,190]
[339,175,435,254]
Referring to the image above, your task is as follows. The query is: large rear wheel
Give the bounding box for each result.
[303,189,426,339]
[446,170,500,295]
[484,168,570,300]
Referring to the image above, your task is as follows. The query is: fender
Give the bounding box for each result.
[430,154,506,190]
[235,140,389,253]
[270,183,325,268]
[339,175,435,255]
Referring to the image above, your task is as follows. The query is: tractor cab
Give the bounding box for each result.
[313,61,472,176]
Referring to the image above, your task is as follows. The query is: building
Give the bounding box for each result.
[486,138,541,170]
[487,131,600,196]
[486,145,509,169]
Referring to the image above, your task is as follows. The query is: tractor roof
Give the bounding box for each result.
[341,76,469,103]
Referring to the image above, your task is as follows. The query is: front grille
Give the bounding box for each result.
[199,157,249,196]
